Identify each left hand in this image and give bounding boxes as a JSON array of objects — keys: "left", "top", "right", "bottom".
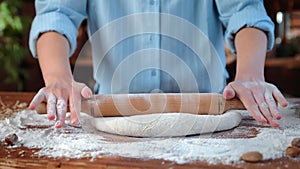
[
  {"left": 223, "top": 80, "right": 288, "bottom": 127},
  {"left": 29, "top": 80, "right": 92, "bottom": 128}
]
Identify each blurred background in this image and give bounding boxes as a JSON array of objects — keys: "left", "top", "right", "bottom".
[{"left": 0, "top": 0, "right": 300, "bottom": 97}]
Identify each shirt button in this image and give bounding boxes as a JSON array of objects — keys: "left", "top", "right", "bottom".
[
  {"left": 151, "top": 89, "right": 163, "bottom": 93},
  {"left": 150, "top": 0, "right": 155, "bottom": 5},
  {"left": 151, "top": 70, "right": 157, "bottom": 76}
]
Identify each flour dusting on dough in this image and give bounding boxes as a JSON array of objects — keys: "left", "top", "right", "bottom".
[{"left": 92, "top": 111, "right": 242, "bottom": 137}]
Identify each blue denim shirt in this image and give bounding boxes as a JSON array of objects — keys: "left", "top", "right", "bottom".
[{"left": 29, "top": 0, "right": 274, "bottom": 94}]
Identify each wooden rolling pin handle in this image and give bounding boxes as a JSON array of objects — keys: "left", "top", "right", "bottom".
[
  {"left": 223, "top": 97, "right": 245, "bottom": 112},
  {"left": 35, "top": 102, "right": 47, "bottom": 115}
]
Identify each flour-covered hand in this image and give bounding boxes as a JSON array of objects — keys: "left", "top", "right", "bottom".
[
  {"left": 28, "top": 81, "right": 92, "bottom": 128},
  {"left": 223, "top": 80, "right": 288, "bottom": 127}
]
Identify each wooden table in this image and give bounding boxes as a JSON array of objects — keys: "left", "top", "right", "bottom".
[{"left": 0, "top": 92, "right": 300, "bottom": 169}]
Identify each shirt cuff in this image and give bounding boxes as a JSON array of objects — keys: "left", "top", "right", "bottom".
[
  {"left": 224, "top": 6, "right": 275, "bottom": 55},
  {"left": 29, "top": 12, "right": 79, "bottom": 58}
]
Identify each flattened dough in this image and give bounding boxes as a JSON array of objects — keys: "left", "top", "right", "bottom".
[{"left": 93, "top": 111, "right": 242, "bottom": 137}]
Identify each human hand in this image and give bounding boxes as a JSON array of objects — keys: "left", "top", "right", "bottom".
[
  {"left": 28, "top": 80, "right": 92, "bottom": 128},
  {"left": 223, "top": 80, "right": 288, "bottom": 127}
]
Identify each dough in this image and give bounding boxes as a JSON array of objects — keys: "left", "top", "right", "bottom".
[{"left": 92, "top": 110, "right": 242, "bottom": 137}]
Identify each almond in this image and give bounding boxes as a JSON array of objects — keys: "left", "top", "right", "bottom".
[
  {"left": 4, "top": 133, "right": 18, "bottom": 146},
  {"left": 291, "top": 138, "right": 300, "bottom": 148},
  {"left": 286, "top": 146, "right": 300, "bottom": 157},
  {"left": 241, "top": 151, "right": 263, "bottom": 162}
]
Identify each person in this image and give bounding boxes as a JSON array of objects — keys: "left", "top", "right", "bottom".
[{"left": 28, "top": 0, "right": 288, "bottom": 129}]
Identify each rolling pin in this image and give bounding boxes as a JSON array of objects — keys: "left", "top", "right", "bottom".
[{"left": 35, "top": 93, "right": 245, "bottom": 117}]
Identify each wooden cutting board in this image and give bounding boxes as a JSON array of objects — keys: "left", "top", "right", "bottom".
[{"left": 0, "top": 92, "right": 300, "bottom": 169}]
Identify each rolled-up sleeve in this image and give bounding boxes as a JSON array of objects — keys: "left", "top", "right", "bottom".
[
  {"left": 215, "top": 0, "right": 274, "bottom": 55},
  {"left": 29, "top": 0, "right": 87, "bottom": 57}
]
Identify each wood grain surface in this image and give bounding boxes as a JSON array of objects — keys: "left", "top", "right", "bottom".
[
  {"left": 36, "top": 93, "right": 245, "bottom": 117},
  {"left": 0, "top": 92, "right": 300, "bottom": 169}
]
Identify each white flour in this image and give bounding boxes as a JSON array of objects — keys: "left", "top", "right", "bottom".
[{"left": 0, "top": 105, "right": 299, "bottom": 164}]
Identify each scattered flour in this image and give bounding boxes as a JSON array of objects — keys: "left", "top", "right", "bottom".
[{"left": 0, "top": 105, "right": 299, "bottom": 164}]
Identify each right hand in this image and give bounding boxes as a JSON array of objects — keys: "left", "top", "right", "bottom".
[{"left": 28, "top": 79, "right": 92, "bottom": 128}]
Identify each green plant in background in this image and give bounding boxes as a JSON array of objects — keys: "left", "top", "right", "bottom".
[{"left": 0, "top": 0, "right": 31, "bottom": 90}]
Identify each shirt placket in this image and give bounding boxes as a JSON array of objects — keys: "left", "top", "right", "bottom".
[{"left": 147, "top": 0, "right": 161, "bottom": 92}]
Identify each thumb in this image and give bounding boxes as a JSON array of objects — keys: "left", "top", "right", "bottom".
[
  {"left": 69, "top": 85, "right": 92, "bottom": 124},
  {"left": 81, "top": 86, "right": 93, "bottom": 98},
  {"left": 223, "top": 84, "right": 236, "bottom": 99}
]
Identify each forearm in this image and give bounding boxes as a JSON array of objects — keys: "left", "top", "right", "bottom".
[
  {"left": 36, "top": 31, "right": 73, "bottom": 86},
  {"left": 234, "top": 27, "right": 267, "bottom": 81},
  {"left": 226, "top": 27, "right": 289, "bottom": 127},
  {"left": 31, "top": 31, "right": 92, "bottom": 128}
]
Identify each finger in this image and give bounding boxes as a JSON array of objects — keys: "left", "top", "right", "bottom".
[
  {"left": 229, "top": 82, "right": 267, "bottom": 123},
  {"left": 272, "top": 86, "right": 289, "bottom": 107},
  {"left": 69, "top": 93, "right": 81, "bottom": 124},
  {"left": 252, "top": 85, "right": 280, "bottom": 127},
  {"left": 68, "top": 84, "right": 90, "bottom": 124},
  {"left": 252, "top": 89, "right": 279, "bottom": 127},
  {"left": 70, "top": 85, "right": 92, "bottom": 124},
  {"left": 46, "top": 93, "right": 57, "bottom": 120},
  {"left": 222, "top": 85, "right": 236, "bottom": 99},
  {"left": 245, "top": 103, "right": 268, "bottom": 123},
  {"left": 55, "top": 98, "right": 67, "bottom": 128},
  {"left": 259, "top": 102, "right": 279, "bottom": 127},
  {"left": 265, "top": 91, "right": 281, "bottom": 120},
  {"left": 28, "top": 89, "right": 47, "bottom": 110}
]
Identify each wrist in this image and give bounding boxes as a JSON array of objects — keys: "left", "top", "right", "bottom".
[
  {"left": 235, "top": 63, "right": 265, "bottom": 82},
  {"left": 43, "top": 72, "right": 73, "bottom": 87},
  {"left": 234, "top": 73, "right": 265, "bottom": 82}
]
